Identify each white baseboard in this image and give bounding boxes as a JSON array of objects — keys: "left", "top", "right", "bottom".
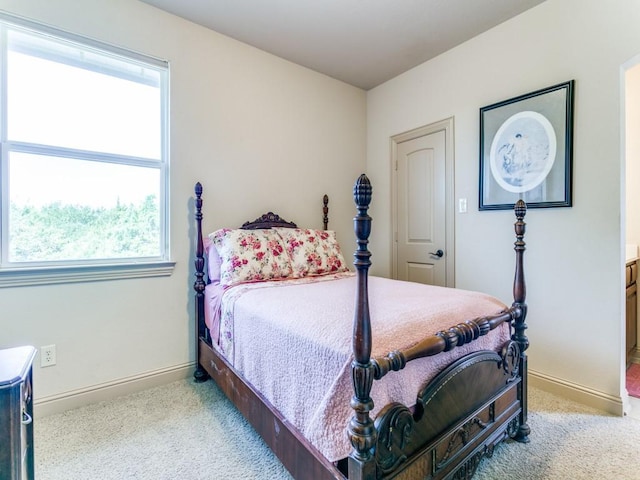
[
  {"left": 529, "top": 369, "right": 625, "bottom": 416},
  {"left": 34, "top": 362, "right": 195, "bottom": 417},
  {"left": 32, "top": 364, "right": 630, "bottom": 419}
]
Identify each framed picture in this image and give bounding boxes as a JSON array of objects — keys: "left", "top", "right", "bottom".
[{"left": 479, "top": 80, "right": 574, "bottom": 210}]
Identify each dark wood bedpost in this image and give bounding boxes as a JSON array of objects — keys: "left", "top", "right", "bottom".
[
  {"left": 323, "top": 194, "right": 329, "bottom": 230},
  {"left": 348, "top": 174, "right": 377, "bottom": 480},
  {"left": 193, "top": 182, "right": 209, "bottom": 383},
  {"left": 512, "top": 199, "right": 530, "bottom": 442}
]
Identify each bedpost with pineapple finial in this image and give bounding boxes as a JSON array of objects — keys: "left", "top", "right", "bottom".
[
  {"left": 512, "top": 199, "right": 530, "bottom": 443},
  {"left": 348, "top": 174, "right": 377, "bottom": 480},
  {"left": 193, "top": 182, "right": 209, "bottom": 383}
]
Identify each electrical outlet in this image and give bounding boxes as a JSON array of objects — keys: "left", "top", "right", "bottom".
[{"left": 40, "top": 344, "right": 56, "bottom": 367}]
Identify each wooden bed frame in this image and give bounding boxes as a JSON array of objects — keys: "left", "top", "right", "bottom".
[{"left": 193, "top": 174, "right": 530, "bottom": 480}]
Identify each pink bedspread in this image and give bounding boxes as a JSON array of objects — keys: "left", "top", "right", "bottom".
[{"left": 211, "top": 273, "right": 510, "bottom": 462}]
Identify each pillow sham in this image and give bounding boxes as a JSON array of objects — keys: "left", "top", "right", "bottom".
[
  {"left": 275, "top": 228, "right": 348, "bottom": 277},
  {"left": 209, "top": 228, "right": 293, "bottom": 287},
  {"left": 203, "top": 236, "right": 222, "bottom": 284}
]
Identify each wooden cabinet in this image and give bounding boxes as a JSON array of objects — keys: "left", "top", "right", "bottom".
[
  {"left": 0, "top": 346, "right": 36, "bottom": 480},
  {"left": 626, "top": 262, "right": 638, "bottom": 365}
]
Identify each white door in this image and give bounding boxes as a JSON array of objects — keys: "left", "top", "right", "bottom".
[{"left": 393, "top": 120, "right": 453, "bottom": 287}]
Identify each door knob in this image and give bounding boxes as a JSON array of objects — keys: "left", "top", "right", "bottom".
[{"left": 429, "top": 249, "right": 444, "bottom": 258}]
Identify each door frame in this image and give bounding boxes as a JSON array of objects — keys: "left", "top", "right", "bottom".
[
  {"left": 391, "top": 117, "right": 455, "bottom": 286},
  {"left": 622, "top": 54, "right": 640, "bottom": 411}
]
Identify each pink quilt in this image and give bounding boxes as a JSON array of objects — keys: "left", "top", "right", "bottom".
[{"left": 211, "top": 273, "right": 510, "bottom": 462}]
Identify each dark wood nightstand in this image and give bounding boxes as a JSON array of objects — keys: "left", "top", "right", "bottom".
[{"left": 0, "top": 346, "right": 36, "bottom": 480}]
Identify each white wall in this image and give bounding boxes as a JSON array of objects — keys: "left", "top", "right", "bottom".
[
  {"left": 0, "top": 0, "right": 366, "bottom": 402},
  {"left": 367, "top": 0, "right": 640, "bottom": 404}
]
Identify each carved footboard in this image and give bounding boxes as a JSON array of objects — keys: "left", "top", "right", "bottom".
[
  {"left": 374, "top": 349, "right": 521, "bottom": 479},
  {"left": 348, "top": 175, "right": 529, "bottom": 480}
]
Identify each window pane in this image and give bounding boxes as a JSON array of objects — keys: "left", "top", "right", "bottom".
[
  {"left": 8, "top": 152, "right": 161, "bottom": 263},
  {"left": 7, "top": 29, "right": 162, "bottom": 159}
]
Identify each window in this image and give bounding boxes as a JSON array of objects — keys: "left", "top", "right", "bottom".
[{"left": 0, "top": 14, "right": 172, "bottom": 286}]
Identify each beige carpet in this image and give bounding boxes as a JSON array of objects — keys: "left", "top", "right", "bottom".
[{"left": 35, "top": 379, "right": 640, "bottom": 479}]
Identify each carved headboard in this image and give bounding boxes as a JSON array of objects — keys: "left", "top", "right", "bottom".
[
  {"left": 240, "top": 194, "right": 329, "bottom": 230},
  {"left": 241, "top": 213, "right": 297, "bottom": 230}
]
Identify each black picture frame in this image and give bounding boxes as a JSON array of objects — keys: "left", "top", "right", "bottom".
[{"left": 479, "top": 80, "right": 574, "bottom": 210}]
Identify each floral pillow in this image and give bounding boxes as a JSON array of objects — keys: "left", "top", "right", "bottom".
[
  {"left": 209, "top": 228, "right": 293, "bottom": 287},
  {"left": 275, "top": 228, "right": 349, "bottom": 277}
]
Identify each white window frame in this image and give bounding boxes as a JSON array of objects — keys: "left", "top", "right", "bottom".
[{"left": 0, "top": 13, "right": 174, "bottom": 287}]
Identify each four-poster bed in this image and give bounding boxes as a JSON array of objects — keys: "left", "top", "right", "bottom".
[{"left": 192, "top": 174, "right": 530, "bottom": 479}]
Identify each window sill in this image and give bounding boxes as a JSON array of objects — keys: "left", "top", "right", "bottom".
[{"left": 0, "top": 261, "right": 176, "bottom": 288}]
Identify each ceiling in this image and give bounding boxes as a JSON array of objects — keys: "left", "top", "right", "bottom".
[{"left": 139, "top": 0, "right": 546, "bottom": 90}]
